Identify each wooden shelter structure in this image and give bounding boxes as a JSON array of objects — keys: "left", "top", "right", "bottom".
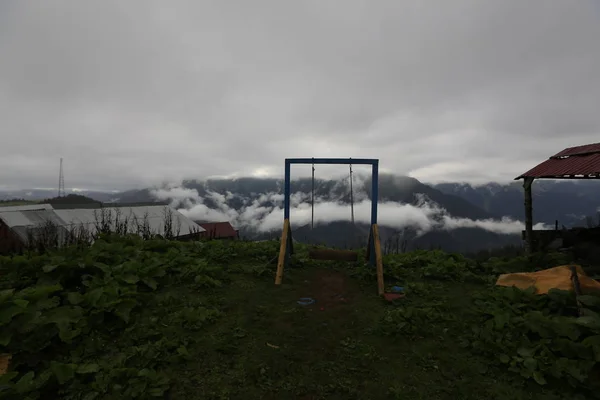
[{"left": 515, "top": 142, "right": 600, "bottom": 253}]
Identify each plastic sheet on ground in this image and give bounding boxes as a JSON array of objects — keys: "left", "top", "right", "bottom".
[{"left": 495, "top": 265, "right": 600, "bottom": 295}]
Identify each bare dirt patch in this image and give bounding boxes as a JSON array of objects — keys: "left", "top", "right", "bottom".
[{"left": 298, "top": 269, "right": 357, "bottom": 310}]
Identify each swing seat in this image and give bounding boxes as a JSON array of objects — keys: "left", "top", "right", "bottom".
[{"left": 308, "top": 248, "right": 358, "bottom": 262}]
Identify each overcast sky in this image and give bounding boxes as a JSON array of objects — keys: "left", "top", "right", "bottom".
[{"left": 1, "top": 1, "right": 599, "bottom": 191}]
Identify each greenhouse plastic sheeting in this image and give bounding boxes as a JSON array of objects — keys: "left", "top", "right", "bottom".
[{"left": 495, "top": 265, "right": 600, "bottom": 295}]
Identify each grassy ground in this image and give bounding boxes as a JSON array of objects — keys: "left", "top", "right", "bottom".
[
  {"left": 0, "top": 237, "right": 596, "bottom": 399},
  {"left": 166, "top": 265, "right": 572, "bottom": 400}
]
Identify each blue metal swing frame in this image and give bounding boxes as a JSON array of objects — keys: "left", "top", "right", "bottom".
[{"left": 275, "top": 158, "right": 384, "bottom": 294}]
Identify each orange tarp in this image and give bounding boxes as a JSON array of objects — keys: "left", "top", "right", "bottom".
[{"left": 495, "top": 265, "right": 600, "bottom": 295}]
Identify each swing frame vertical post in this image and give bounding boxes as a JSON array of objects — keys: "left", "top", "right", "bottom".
[
  {"left": 371, "top": 160, "right": 378, "bottom": 226},
  {"left": 275, "top": 160, "right": 293, "bottom": 285},
  {"left": 275, "top": 158, "right": 384, "bottom": 295}
]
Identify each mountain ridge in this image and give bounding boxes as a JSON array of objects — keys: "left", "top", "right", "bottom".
[
  {"left": 3, "top": 176, "right": 599, "bottom": 253},
  {"left": 433, "top": 180, "right": 600, "bottom": 226}
]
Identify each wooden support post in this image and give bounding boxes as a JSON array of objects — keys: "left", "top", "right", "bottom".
[
  {"left": 275, "top": 219, "right": 290, "bottom": 285},
  {"left": 523, "top": 177, "right": 534, "bottom": 254},
  {"left": 367, "top": 224, "right": 385, "bottom": 295}
]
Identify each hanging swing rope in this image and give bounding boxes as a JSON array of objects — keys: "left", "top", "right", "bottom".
[{"left": 311, "top": 161, "right": 315, "bottom": 230}]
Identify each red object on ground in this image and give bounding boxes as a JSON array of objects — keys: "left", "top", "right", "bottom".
[{"left": 383, "top": 293, "right": 406, "bottom": 302}]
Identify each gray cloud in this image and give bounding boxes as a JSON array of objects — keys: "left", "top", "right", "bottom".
[
  {"left": 1, "top": 1, "right": 599, "bottom": 190},
  {"left": 151, "top": 185, "right": 549, "bottom": 235}
]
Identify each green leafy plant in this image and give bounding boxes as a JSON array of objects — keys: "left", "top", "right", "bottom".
[
  {"left": 463, "top": 286, "right": 600, "bottom": 390},
  {"left": 0, "top": 236, "right": 595, "bottom": 399},
  {"left": 0, "top": 236, "right": 273, "bottom": 399},
  {"left": 378, "top": 301, "right": 453, "bottom": 337}
]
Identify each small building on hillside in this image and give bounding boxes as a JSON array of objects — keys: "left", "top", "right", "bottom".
[
  {"left": 0, "top": 204, "right": 57, "bottom": 253},
  {"left": 515, "top": 142, "right": 600, "bottom": 253},
  {"left": 197, "top": 221, "right": 239, "bottom": 240},
  {"left": 54, "top": 204, "right": 204, "bottom": 239},
  {"left": 0, "top": 203, "right": 205, "bottom": 254}
]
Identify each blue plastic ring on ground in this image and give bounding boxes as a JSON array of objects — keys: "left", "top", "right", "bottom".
[{"left": 297, "top": 297, "right": 315, "bottom": 306}]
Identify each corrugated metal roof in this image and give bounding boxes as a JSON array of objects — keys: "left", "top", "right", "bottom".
[
  {"left": 54, "top": 206, "right": 205, "bottom": 236},
  {"left": 0, "top": 204, "right": 53, "bottom": 212},
  {"left": 21, "top": 210, "right": 66, "bottom": 226},
  {"left": 552, "top": 143, "right": 600, "bottom": 157},
  {"left": 0, "top": 205, "right": 204, "bottom": 245},
  {"left": 0, "top": 209, "right": 69, "bottom": 243},
  {"left": 516, "top": 143, "right": 600, "bottom": 179},
  {"left": 198, "top": 222, "right": 239, "bottom": 239},
  {"left": 0, "top": 209, "right": 66, "bottom": 228},
  {"left": 51, "top": 209, "right": 98, "bottom": 232},
  {"left": 0, "top": 211, "right": 35, "bottom": 228}
]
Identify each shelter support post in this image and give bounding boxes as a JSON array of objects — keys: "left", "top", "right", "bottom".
[{"left": 523, "top": 177, "right": 534, "bottom": 254}]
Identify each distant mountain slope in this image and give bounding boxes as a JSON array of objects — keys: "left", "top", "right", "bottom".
[
  {"left": 377, "top": 175, "right": 492, "bottom": 219},
  {"left": 115, "top": 174, "right": 493, "bottom": 221},
  {"left": 433, "top": 180, "right": 600, "bottom": 227},
  {"left": 7, "top": 175, "right": 600, "bottom": 252},
  {"left": 109, "top": 175, "right": 524, "bottom": 253},
  {"left": 0, "top": 175, "right": 527, "bottom": 253},
  {"left": 42, "top": 194, "right": 101, "bottom": 206},
  {"left": 0, "top": 189, "right": 119, "bottom": 203},
  {"left": 247, "top": 221, "right": 520, "bottom": 253}
]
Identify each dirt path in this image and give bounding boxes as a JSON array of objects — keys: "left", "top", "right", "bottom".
[
  {"left": 302, "top": 269, "right": 354, "bottom": 311},
  {"left": 261, "top": 268, "right": 369, "bottom": 399},
  {"left": 270, "top": 268, "right": 358, "bottom": 335}
]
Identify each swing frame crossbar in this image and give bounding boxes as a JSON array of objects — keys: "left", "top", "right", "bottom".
[{"left": 275, "top": 158, "right": 385, "bottom": 295}]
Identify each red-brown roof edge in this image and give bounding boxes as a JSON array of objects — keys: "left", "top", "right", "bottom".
[
  {"left": 515, "top": 143, "right": 600, "bottom": 180},
  {"left": 197, "top": 221, "right": 239, "bottom": 238}
]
